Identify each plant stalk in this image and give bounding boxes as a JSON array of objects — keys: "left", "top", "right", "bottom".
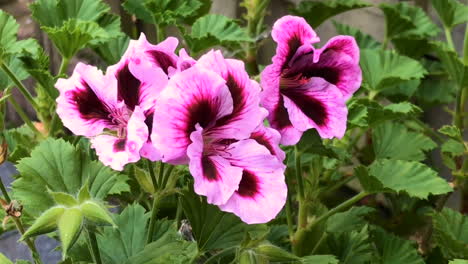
[
  {"left": 157, "top": 161, "right": 165, "bottom": 188},
  {"left": 147, "top": 159, "right": 158, "bottom": 190},
  {"left": 58, "top": 57, "right": 70, "bottom": 76},
  {"left": 0, "top": 176, "right": 11, "bottom": 203},
  {"left": 12, "top": 217, "right": 43, "bottom": 264},
  {"left": 0, "top": 62, "right": 39, "bottom": 111},
  {"left": 8, "top": 95, "right": 42, "bottom": 138},
  {"left": 294, "top": 146, "right": 304, "bottom": 200},
  {"left": 86, "top": 229, "right": 102, "bottom": 264},
  {"left": 444, "top": 26, "right": 456, "bottom": 51}
]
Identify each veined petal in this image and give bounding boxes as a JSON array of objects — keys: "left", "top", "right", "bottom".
[
  {"left": 56, "top": 63, "right": 117, "bottom": 137},
  {"left": 250, "top": 125, "right": 285, "bottom": 162},
  {"left": 135, "top": 33, "right": 178, "bottom": 76},
  {"left": 219, "top": 139, "right": 287, "bottom": 224},
  {"left": 271, "top": 15, "right": 320, "bottom": 70},
  {"left": 140, "top": 111, "right": 161, "bottom": 161},
  {"left": 260, "top": 65, "right": 302, "bottom": 145},
  {"left": 91, "top": 106, "right": 147, "bottom": 171},
  {"left": 197, "top": 50, "right": 266, "bottom": 139},
  {"left": 177, "top": 48, "right": 196, "bottom": 72},
  {"left": 152, "top": 67, "right": 233, "bottom": 164},
  {"left": 187, "top": 126, "right": 243, "bottom": 205},
  {"left": 289, "top": 36, "right": 362, "bottom": 100},
  {"left": 282, "top": 78, "right": 348, "bottom": 139}
]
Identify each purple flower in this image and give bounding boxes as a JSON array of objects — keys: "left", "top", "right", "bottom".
[
  {"left": 152, "top": 50, "right": 287, "bottom": 224},
  {"left": 261, "top": 16, "right": 362, "bottom": 145},
  {"left": 55, "top": 34, "right": 179, "bottom": 170}
]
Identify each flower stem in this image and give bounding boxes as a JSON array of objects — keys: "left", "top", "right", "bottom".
[
  {"left": 161, "top": 164, "right": 175, "bottom": 189},
  {"left": 58, "top": 57, "right": 70, "bottom": 76},
  {"left": 444, "top": 26, "right": 456, "bottom": 51},
  {"left": 157, "top": 161, "right": 165, "bottom": 188},
  {"left": 285, "top": 175, "right": 295, "bottom": 242},
  {"left": 8, "top": 95, "right": 42, "bottom": 138},
  {"left": 86, "top": 228, "right": 102, "bottom": 264},
  {"left": 294, "top": 146, "right": 304, "bottom": 200},
  {"left": 146, "top": 189, "right": 176, "bottom": 244},
  {"left": 0, "top": 62, "right": 39, "bottom": 111},
  {"left": 463, "top": 24, "right": 468, "bottom": 64},
  {"left": 146, "top": 159, "right": 158, "bottom": 190},
  {"left": 0, "top": 176, "right": 11, "bottom": 202}
]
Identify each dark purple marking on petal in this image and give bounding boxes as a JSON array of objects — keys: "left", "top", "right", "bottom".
[
  {"left": 237, "top": 170, "right": 259, "bottom": 198},
  {"left": 251, "top": 132, "right": 276, "bottom": 157},
  {"left": 281, "top": 36, "right": 301, "bottom": 71},
  {"left": 146, "top": 50, "right": 176, "bottom": 75},
  {"left": 113, "top": 138, "right": 126, "bottom": 152},
  {"left": 284, "top": 51, "right": 340, "bottom": 86},
  {"left": 281, "top": 88, "right": 327, "bottom": 126},
  {"left": 202, "top": 156, "right": 219, "bottom": 181},
  {"left": 185, "top": 99, "right": 219, "bottom": 136},
  {"left": 144, "top": 111, "right": 154, "bottom": 142},
  {"left": 73, "top": 80, "right": 113, "bottom": 124},
  {"left": 116, "top": 63, "right": 141, "bottom": 111},
  {"left": 272, "top": 96, "right": 293, "bottom": 130},
  {"left": 215, "top": 73, "right": 245, "bottom": 127}
]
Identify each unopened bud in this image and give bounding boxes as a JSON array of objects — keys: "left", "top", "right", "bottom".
[
  {"left": 80, "top": 201, "right": 115, "bottom": 227},
  {"left": 58, "top": 208, "right": 83, "bottom": 258},
  {"left": 22, "top": 206, "right": 65, "bottom": 240}
]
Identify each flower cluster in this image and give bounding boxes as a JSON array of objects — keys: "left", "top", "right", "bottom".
[{"left": 56, "top": 16, "right": 361, "bottom": 224}]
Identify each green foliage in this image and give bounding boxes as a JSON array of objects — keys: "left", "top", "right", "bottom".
[
  {"left": 12, "top": 138, "right": 129, "bottom": 216},
  {"left": 372, "top": 122, "right": 436, "bottom": 161},
  {"left": 291, "top": 0, "right": 371, "bottom": 28},
  {"left": 431, "top": 0, "right": 468, "bottom": 29},
  {"left": 371, "top": 226, "right": 424, "bottom": 264},
  {"left": 333, "top": 21, "right": 380, "bottom": 50},
  {"left": 360, "top": 49, "right": 427, "bottom": 92},
  {"left": 326, "top": 206, "right": 375, "bottom": 234},
  {"left": 301, "top": 255, "right": 339, "bottom": 264},
  {"left": 185, "top": 14, "right": 254, "bottom": 54},
  {"left": 432, "top": 208, "right": 468, "bottom": 259},
  {"left": 0, "top": 253, "right": 13, "bottom": 264},
  {"left": 432, "top": 42, "right": 468, "bottom": 88},
  {"left": 327, "top": 225, "right": 374, "bottom": 264}
]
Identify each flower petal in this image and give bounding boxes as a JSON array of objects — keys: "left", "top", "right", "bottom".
[
  {"left": 250, "top": 125, "right": 285, "bottom": 162},
  {"left": 140, "top": 111, "right": 162, "bottom": 161},
  {"left": 56, "top": 63, "right": 117, "bottom": 137},
  {"left": 289, "top": 36, "right": 362, "bottom": 99},
  {"left": 91, "top": 106, "right": 148, "bottom": 170},
  {"left": 187, "top": 126, "right": 243, "bottom": 205},
  {"left": 282, "top": 78, "right": 348, "bottom": 139},
  {"left": 219, "top": 139, "right": 287, "bottom": 224},
  {"left": 197, "top": 50, "right": 266, "bottom": 139},
  {"left": 135, "top": 33, "right": 178, "bottom": 76},
  {"left": 176, "top": 48, "right": 196, "bottom": 72},
  {"left": 152, "top": 67, "right": 233, "bottom": 164},
  {"left": 271, "top": 15, "right": 320, "bottom": 70},
  {"left": 260, "top": 65, "right": 302, "bottom": 145}
]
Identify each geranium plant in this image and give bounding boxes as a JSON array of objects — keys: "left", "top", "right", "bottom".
[{"left": 0, "top": 0, "right": 467, "bottom": 263}]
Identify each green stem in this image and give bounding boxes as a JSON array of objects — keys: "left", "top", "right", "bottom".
[
  {"left": 0, "top": 62, "right": 39, "bottom": 111},
  {"left": 86, "top": 228, "right": 102, "bottom": 264},
  {"left": 204, "top": 246, "right": 238, "bottom": 264},
  {"left": 285, "top": 175, "right": 294, "bottom": 242},
  {"left": 444, "top": 26, "right": 456, "bottom": 51},
  {"left": 294, "top": 146, "right": 304, "bottom": 200},
  {"left": 58, "top": 57, "right": 70, "bottom": 76},
  {"left": 310, "top": 232, "right": 327, "bottom": 255},
  {"left": 308, "top": 191, "right": 368, "bottom": 231},
  {"left": 412, "top": 118, "right": 444, "bottom": 143},
  {"left": 175, "top": 195, "right": 183, "bottom": 228},
  {"left": 321, "top": 175, "right": 357, "bottom": 197},
  {"left": 156, "top": 24, "right": 165, "bottom": 43},
  {"left": 161, "top": 164, "right": 175, "bottom": 189},
  {"left": 463, "top": 23, "right": 468, "bottom": 64},
  {"left": 157, "top": 161, "right": 165, "bottom": 188},
  {"left": 0, "top": 176, "right": 11, "bottom": 202},
  {"left": 11, "top": 217, "right": 43, "bottom": 264},
  {"left": 146, "top": 192, "right": 162, "bottom": 244},
  {"left": 147, "top": 159, "right": 158, "bottom": 191},
  {"left": 8, "top": 95, "right": 42, "bottom": 138}
]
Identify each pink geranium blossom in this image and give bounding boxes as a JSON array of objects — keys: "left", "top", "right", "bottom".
[
  {"left": 261, "top": 15, "right": 362, "bottom": 145},
  {"left": 56, "top": 34, "right": 179, "bottom": 170},
  {"left": 152, "top": 51, "right": 287, "bottom": 224}
]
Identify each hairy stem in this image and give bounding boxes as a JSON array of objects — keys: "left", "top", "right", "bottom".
[
  {"left": 86, "top": 228, "right": 102, "bottom": 264},
  {"left": 147, "top": 159, "right": 158, "bottom": 191},
  {"left": 0, "top": 176, "right": 11, "bottom": 202},
  {"left": 444, "top": 26, "right": 456, "bottom": 51},
  {"left": 157, "top": 161, "right": 165, "bottom": 188},
  {"left": 0, "top": 62, "right": 39, "bottom": 111},
  {"left": 58, "top": 57, "right": 70, "bottom": 76},
  {"left": 8, "top": 95, "right": 42, "bottom": 138}
]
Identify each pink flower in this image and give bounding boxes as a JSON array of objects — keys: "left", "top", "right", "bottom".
[
  {"left": 261, "top": 16, "right": 362, "bottom": 145},
  {"left": 55, "top": 33, "right": 178, "bottom": 170},
  {"left": 152, "top": 50, "right": 287, "bottom": 224}
]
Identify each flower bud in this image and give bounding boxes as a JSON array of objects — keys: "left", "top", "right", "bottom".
[
  {"left": 80, "top": 201, "right": 115, "bottom": 227},
  {"left": 134, "top": 166, "right": 155, "bottom": 193},
  {"left": 48, "top": 191, "right": 78, "bottom": 207},
  {"left": 58, "top": 208, "right": 83, "bottom": 257},
  {"left": 255, "top": 242, "right": 299, "bottom": 262},
  {"left": 22, "top": 206, "right": 65, "bottom": 239}
]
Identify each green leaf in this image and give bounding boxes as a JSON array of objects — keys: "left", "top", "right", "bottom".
[
  {"left": 380, "top": 2, "right": 439, "bottom": 40},
  {"left": 302, "top": 255, "right": 339, "bottom": 264},
  {"left": 368, "top": 159, "right": 452, "bottom": 199},
  {"left": 43, "top": 19, "right": 108, "bottom": 59},
  {"left": 0, "top": 56, "right": 29, "bottom": 90},
  {"left": 449, "top": 260, "right": 468, "bottom": 264},
  {"left": 355, "top": 165, "right": 385, "bottom": 194},
  {"left": 49, "top": 191, "right": 79, "bottom": 207},
  {"left": 373, "top": 122, "right": 436, "bottom": 161},
  {"left": 0, "top": 10, "right": 19, "bottom": 58},
  {"left": 432, "top": 208, "right": 468, "bottom": 259},
  {"left": 92, "top": 35, "right": 130, "bottom": 65},
  {"left": 296, "top": 129, "right": 338, "bottom": 158},
  {"left": 441, "top": 139, "right": 465, "bottom": 156},
  {"left": 439, "top": 125, "right": 462, "bottom": 139},
  {"left": 380, "top": 79, "right": 421, "bottom": 98},
  {"left": 22, "top": 206, "right": 65, "bottom": 239},
  {"left": 333, "top": 21, "right": 380, "bottom": 50},
  {"left": 185, "top": 14, "right": 254, "bottom": 54},
  {"left": 291, "top": 0, "right": 371, "bottom": 28},
  {"left": 125, "top": 229, "right": 198, "bottom": 264},
  {"left": 133, "top": 165, "right": 155, "bottom": 194},
  {"left": 30, "top": 0, "right": 110, "bottom": 27},
  {"left": 360, "top": 49, "right": 427, "bottom": 92},
  {"left": 122, "top": 0, "right": 153, "bottom": 23},
  {"left": 326, "top": 206, "right": 375, "bottom": 234},
  {"left": 181, "top": 189, "right": 255, "bottom": 251},
  {"left": 80, "top": 201, "right": 115, "bottom": 226},
  {"left": 431, "top": 0, "right": 468, "bottom": 29},
  {"left": 327, "top": 225, "right": 373, "bottom": 264},
  {"left": 432, "top": 42, "right": 468, "bottom": 88},
  {"left": 98, "top": 204, "right": 149, "bottom": 263},
  {"left": 371, "top": 226, "right": 424, "bottom": 264},
  {"left": 2, "top": 125, "right": 37, "bottom": 162},
  {"left": 415, "top": 77, "right": 457, "bottom": 105},
  {"left": 0, "top": 253, "right": 13, "bottom": 264},
  {"left": 58, "top": 208, "right": 83, "bottom": 257},
  {"left": 12, "top": 138, "right": 129, "bottom": 216}
]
